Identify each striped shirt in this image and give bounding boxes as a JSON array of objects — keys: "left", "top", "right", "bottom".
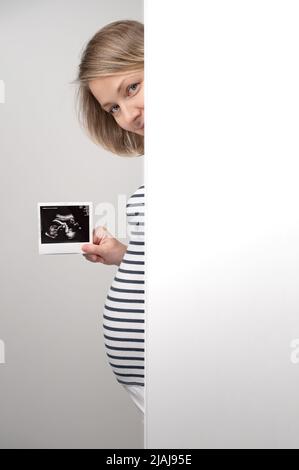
[{"left": 103, "top": 184, "right": 145, "bottom": 387}]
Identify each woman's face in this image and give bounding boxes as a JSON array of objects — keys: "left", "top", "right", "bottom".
[{"left": 89, "top": 70, "right": 144, "bottom": 136}]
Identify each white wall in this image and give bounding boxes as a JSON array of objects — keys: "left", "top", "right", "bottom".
[{"left": 145, "top": 0, "right": 299, "bottom": 448}]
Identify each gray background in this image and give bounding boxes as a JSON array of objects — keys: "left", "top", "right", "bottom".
[{"left": 0, "top": 0, "right": 144, "bottom": 448}]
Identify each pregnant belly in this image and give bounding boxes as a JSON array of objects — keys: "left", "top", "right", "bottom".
[{"left": 102, "top": 248, "right": 145, "bottom": 387}]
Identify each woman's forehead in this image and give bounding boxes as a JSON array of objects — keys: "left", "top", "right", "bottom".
[{"left": 90, "top": 69, "right": 143, "bottom": 86}]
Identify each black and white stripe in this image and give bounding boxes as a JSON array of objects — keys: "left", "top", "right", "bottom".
[{"left": 103, "top": 185, "right": 145, "bottom": 387}]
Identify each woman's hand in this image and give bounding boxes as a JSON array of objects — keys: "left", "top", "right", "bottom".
[{"left": 81, "top": 225, "right": 127, "bottom": 266}]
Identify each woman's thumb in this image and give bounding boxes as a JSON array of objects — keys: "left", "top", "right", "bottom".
[
  {"left": 81, "top": 243, "right": 104, "bottom": 257},
  {"left": 93, "top": 225, "right": 112, "bottom": 243}
]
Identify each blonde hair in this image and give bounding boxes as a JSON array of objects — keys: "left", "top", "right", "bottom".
[{"left": 72, "top": 20, "right": 144, "bottom": 157}]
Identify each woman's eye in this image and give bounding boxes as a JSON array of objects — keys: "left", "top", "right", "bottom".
[
  {"left": 109, "top": 105, "right": 119, "bottom": 114},
  {"left": 128, "top": 83, "right": 139, "bottom": 93},
  {"left": 108, "top": 83, "right": 140, "bottom": 115}
]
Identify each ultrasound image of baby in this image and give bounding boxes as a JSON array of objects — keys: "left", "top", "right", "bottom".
[{"left": 45, "top": 213, "right": 81, "bottom": 241}]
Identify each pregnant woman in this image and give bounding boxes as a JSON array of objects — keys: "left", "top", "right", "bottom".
[{"left": 73, "top": 20, "right": 145, "bottom": 416}]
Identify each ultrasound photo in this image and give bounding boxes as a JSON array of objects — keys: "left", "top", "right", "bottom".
[{"left": 38, "top": 202, "right": 93, "bottom": 254}]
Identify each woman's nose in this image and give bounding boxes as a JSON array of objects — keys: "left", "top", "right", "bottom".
[{"left": 122, "top": 104, "right": 142, "bottom": 126}]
